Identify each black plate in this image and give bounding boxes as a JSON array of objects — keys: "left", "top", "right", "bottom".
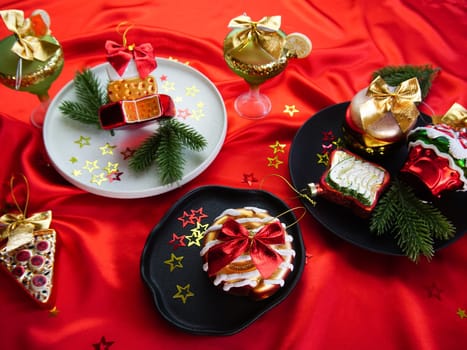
[
  {"left": 140, "top": 186, "right": 305, "bottom": 335},
  {"left": 289, "top": 102, "right": 466, "bottom": 255}
]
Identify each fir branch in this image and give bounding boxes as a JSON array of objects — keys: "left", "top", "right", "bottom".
[
  {"left": 156, "top": 120, "right": 185, "bottom": 184},
  {"left": 372, "top": 64, "right": 440, "bottom": 99},
  {"left": 370, "top": 179, "right": 456, "bottom": 262},
  {"left": 128, "top": 132, "right": 161, "bottom": 172},
  {"left": 169, "top": 118, "right": 208, "bottom": 151},
  {"left": 128, "top": 119, "right": 206, "bottom": 184},
  {"left": 59, "top": 69, "right": 107, "bottom": 126}
]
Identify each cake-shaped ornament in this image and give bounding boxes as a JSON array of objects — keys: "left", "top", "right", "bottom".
[
  {"left": 0, "top": 175, "right": 58, "bottom": 309},
  {"left": 400, "top": 103, "right": 467, "bottom": 198},
  {"left": 343, "top": 66, "right": 439, "bottom": 158},
  {"left": 307, "top": 149, "right": 391, "bottom": 218},
  {"left": 0, "top": 9, "right": 64, "bottom": 127},
  {"left": 98, "top": 26, "right": 175, "bottom": 130},
  {"left": 200, "top": 207, "right": 295, "bottom": 300}
]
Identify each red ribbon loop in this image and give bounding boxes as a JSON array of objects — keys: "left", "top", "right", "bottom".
[
  {"left": 207, "top": 218, "right": 285, "bottom": 278},
  {"left": 105, "top": 40, "right": 156, "bottom": 78}
]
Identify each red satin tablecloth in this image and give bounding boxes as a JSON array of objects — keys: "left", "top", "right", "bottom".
[{"left": 1, "top": 1, "right": 466, "bottom": 349}]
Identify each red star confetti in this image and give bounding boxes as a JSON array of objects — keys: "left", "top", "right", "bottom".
[
  {"left": 425, "top": 282, "right": 443, "bottom": 300},
  {"left": 177, "top": 211, "right": 196, "bottom": 227},
  {"left": 92, "top": 336, "right": 114, "bottom": 350},
  {"left": 283, "top": 104, "right": 299, "bottom": 117},
  {"left": 168, "top": 233, "right": 186, "bottom": 250},
  {"left": 120, "top": 147, "right": 135, "bottom": 160},
  {"left": 242, "top": 173, "right": 258, "bottom": 186},
  {"left": 267, "top": 155, "right": 284, "bottom": 169},
  {"left": 164, "top": 253, "right": 184, "bottom": 272},
  {"left": 177, "top": 108, "right": 192, "bottom": 119},
  {"left": 173, "top": 284, "right": 195, "bottom": 304},
  {"left": 160, "top": 74, "right": 168, "bottom": 81},
  {"left": 321, "top": 131, "right": 335, "bottom": 142},
  {"left": 106, "top": 171, "right": 123, "bottom": 183},
  {"left": 190, "top": 208, "right": 208, "bottom": 223},
  {"left": 269, "top": 140, "right": 286, "bottom": 154}
]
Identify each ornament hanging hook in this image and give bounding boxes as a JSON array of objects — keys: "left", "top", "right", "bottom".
[
  {"left": 9, "top": 173, "right": 30, "bottom": 218},
  {"left": 116, "top": 21, "right": 134, "bottom": 49}
]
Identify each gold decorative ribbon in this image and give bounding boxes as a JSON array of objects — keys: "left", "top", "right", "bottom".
[
  {"left": 432, "top": 102, "right": 467, "bottom": 130},
  {"left": 227, "top": 14, "right": 284, "bottom": 59},
  {"left": 0, "top": 174, "right": 52, "bottom": 252},
  {"left": 0, "top": 9, "right": 60, "bottom": 61},
  {"left": 360, "top": 76, "right": 422, "bottom": 135}
]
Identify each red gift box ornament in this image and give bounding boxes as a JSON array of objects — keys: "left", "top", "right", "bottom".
[{"left": 206, "top": 218, "right": 285, "bottom": 279}]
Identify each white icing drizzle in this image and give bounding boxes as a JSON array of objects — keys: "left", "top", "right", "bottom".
[{"left": 329, "top": 152, "right": 385, "bottom": 204}]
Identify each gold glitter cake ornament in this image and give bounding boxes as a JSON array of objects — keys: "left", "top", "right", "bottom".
[
  {"left": 0, "top": 9, "right": 64, "bottom": 128},
  {"left": 223, "top": 14, "right": 312, "bottom": 119}
]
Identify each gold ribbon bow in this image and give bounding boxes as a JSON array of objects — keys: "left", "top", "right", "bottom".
[
  {"left": 432, "top": 103, "right": 467, "bottom": 130},
  {"left": 227, "top": 14, "right": 284, "bottom": 59},
  {"left": 0, "top": 9, "right": 60, "bottom": 61},
  {"left": 0, "top": 174, "right": 52, "bottom": 252},
  {"left": 360, "top": 76, "right": 422, "bottom": 135}
]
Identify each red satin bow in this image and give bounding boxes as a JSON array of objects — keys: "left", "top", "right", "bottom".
[
  {"left": 105, "top": 40, "right": 156, "bottom": 78},
  {"left": 207, "top": 218, "right": 285, "bottom": 278}
]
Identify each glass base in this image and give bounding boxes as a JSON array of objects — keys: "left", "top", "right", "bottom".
[
  {"left": 30, "top": 99, "right": 51, "bottom": 129},
  {"left": 234, "top": 89, "right": 272, "bottom": 120}
]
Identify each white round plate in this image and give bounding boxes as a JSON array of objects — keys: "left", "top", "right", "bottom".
[{"left": 43, "top": 58, "right": 227, "bottom": 198}]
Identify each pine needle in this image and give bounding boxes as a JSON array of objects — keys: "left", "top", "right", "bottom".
[
  {"left": 370, "top": 179, "right": 456, "bottom": 262},
  {"left": 372, "top": 64, "right": 440, "bottom": 99},
  {"left": 128, "top": 118, "right": 206, "bottom": 184},
  {"left": 59, "top": 69, "right": 107, "bottom": 126}
]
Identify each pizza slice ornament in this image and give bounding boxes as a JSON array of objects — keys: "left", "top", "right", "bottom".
[{"left": 0, "top": 175, "right": 58, "bottom": 309}]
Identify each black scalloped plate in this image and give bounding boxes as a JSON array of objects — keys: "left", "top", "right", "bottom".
[
  {"left": 289, "top": 102, "right": 466, "bottom": 255},
  {"left": 140, "top": 186, "right": 305, "bottom": 335}
]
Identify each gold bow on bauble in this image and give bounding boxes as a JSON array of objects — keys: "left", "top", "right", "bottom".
[
  {"left": 0, "top": 9, "right": 60, "bottom": 61},
  {"left": 0, "top": 174, "right": 52, "bottom": 252},
  {"left": 432, "top": 103, "right": 467, "bottom": 130},
  {"left": 360, "top": 76, "right": 422, "bottom": 135},
  {"left": 227, "top": 14, "right": 284, "bottom": 59}
]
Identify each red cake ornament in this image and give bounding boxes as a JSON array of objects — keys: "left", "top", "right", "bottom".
[{"left": 400, "top": 103, "right": 467, "bottom": 198}]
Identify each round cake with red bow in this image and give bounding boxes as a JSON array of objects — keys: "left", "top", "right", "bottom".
[{"left": 200, "top": 207, "right": 295, "bottom": 300}]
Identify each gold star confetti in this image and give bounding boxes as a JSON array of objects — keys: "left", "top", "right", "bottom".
[
  {"left": 74, "top": 136, "right": 91, "bottom": 148},
  {"left": 267, "top": 155, "right": 284, "bottom": 169},
  {"left": 283, "top": 104, "right": 299, "bottom": 117},
  {"left": 99, "top": 143, "right": 116, "bottom": 155},
  {"left": 91, "top": 172, "right": 108, "bottom": 186},
  {"left": 185, "top": 85, "right": 200, "bottom": 97},
  {"left": 83, "top": 160, "right": 99, "bottom": 173},
  {"left": 48, "top": 306, "right": 60, "bottom": 317},
  {"left": 69, "top": 156, "right": 78, "bottom": 164},
  {"left": 174, "top": 96, "right": 183, "bottom": 103},
  {"left": 332, "top": 138, "right": 345, "bottom": 148},
  {"left": 457, "top": 308, "right": 467, "bottom": 319},
  {"left": 316, "top": 153, "right": 329, "bottom": 165},
  {"left": 191, "top": 109, "right": 205, "bottom": 121},
  {"left": 269, "top": 140, "right": 286, "bottom": 154},
  {"left": 103, "top": 161, "right": 119, "bottom": 174},
  {"left": 72, "top": 169, "right": 82, "bottom": 177},
  {"left": 173, "top": 284, "right": 195, "bottom": 304},
  {"left": 186, "top": 222, "right": 209, "bottom": 247},
  {"left": 164, "top": 253, "right": 184, "bottom": 272},
  {"left": 162, "top": 81, "right": 176, "bottom": 92},
  {"left": 196, "top": 101, "right": 205, "bottom": 109}
]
